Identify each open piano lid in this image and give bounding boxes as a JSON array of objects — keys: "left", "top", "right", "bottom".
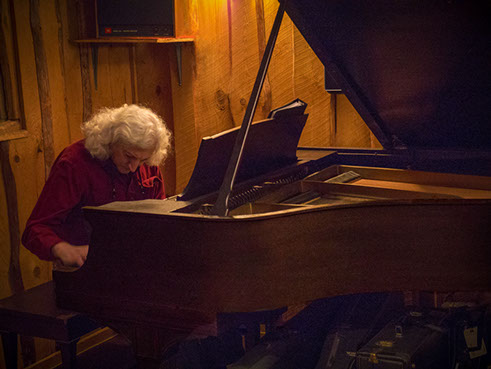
[{"left": 282, "top": 0, "right": 491, "bottom": 150}]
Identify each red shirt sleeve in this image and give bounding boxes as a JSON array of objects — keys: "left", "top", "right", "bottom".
[
  {"left": 22, "top": 157, "right": 88, "bottom": 261},
  {"left": 23, "top": 149, "right": 166, "bottom": 261}
]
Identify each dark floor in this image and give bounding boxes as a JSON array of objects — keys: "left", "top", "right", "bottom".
[
  {"left": 133, "top": 357, "right": 161, "bottom": 369},
  {"left": 54, "top": 335, "right": 161, "bottom": 369}
]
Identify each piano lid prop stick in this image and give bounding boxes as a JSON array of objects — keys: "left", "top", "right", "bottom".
[{"left": 211, "top": 2, "right": 286, "bottom": 216}]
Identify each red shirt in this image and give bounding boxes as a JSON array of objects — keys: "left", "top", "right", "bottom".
[{"left": 22, "top": 140, "right": 165, "bottom": 261}]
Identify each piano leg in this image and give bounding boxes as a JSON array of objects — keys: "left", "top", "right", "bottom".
[
  {"left": 1, "top": 332, "right": 17, "bottom": 369},
  {"left": 58, "top": 340, "right": 78, "bottom": 369}
]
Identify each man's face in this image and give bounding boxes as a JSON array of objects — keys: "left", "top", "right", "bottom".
[{"left": 110, "top": 144, "right": 154, "bottom": 174}]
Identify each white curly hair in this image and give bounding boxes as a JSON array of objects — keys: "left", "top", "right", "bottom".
[{"left": 82, "top": 104, "right": 171, "bottom": 166}]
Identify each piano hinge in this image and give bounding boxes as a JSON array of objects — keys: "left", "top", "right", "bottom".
[
  {"left": 227, "top": 166, "right": 311, "bottom": 209},
  {"left": 198, "top": 166, "right": 313, "bottom": 215}
]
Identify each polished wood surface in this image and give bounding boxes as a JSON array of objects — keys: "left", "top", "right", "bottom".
[
  {"left": 0, "top": 281, "right": 99, "bottom": 341},
  {"left": 54, "top": 164, "right": 491, "bottom": 321},
  {"left": 0, "top": 281, "right": 100, "bottom": 369}
]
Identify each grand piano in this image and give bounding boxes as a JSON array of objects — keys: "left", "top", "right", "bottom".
[{"left": 54, "top": 0, "right": 491, "bottom": 345}]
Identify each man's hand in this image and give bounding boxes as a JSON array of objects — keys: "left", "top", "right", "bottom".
[{"left": 51, "top": 242, "right": 88, "bottom": 268}]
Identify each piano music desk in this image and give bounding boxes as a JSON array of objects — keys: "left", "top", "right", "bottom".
[{"left": 0, "top": 281, "right": 100, "bottom": 369}]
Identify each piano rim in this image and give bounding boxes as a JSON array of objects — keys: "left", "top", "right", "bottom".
[{"left": 82, "top": 197, "right": 491, "bottom": 221}]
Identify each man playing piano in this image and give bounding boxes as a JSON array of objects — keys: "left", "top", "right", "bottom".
[{"left": 22, "top": 104, "right": 172, "bottom": 268}]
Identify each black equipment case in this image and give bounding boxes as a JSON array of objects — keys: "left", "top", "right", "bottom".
[{"left": 356, "top": 310, "right": 449, "bottom": 369}]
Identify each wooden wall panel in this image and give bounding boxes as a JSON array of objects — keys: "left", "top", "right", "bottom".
[
  {"left": 171, "top": 0, "right": 232, "bottom": 191},
  {"left": 292, "top": 25, "right": 332, "bottom": 147},
  {"left": 265, "top": 7, "right": 296, "bottom": 107},
  {"left": 335, "top": 94, "right": 375, "bottom": 148},
  {"left": 0, "top": 141, "right": 22, "bottom": 304},
  {"left": 55, "top": 0, "right": 82, "bottom": 144},
  {"left": 169, "top": 43, "right": 198, "bottom": 193},
  {"left": 228, "top": 0, "right": 265, "bottom": 124},
  {"left": 0, "top": 137, "right": 48, "bottom": 368},
  {"left": 12, "top": 138, "right": 51, "bottom": 291},
  {"left": 135, "top": 44, "right": 177, "bottom": 195},
  {"left": 14, "top": 0, "right": 42, "bottom": 136},
  {"left": 0, "top": 167, "right": 10, "bottom": 299},
  {"left": 193, "top": 0, "right": 235, "bottom": 136},
  {"left": 252, "top": 0, "right": 272, "bottom": 119},
  {"left": 60, "top": 0, "right": 86, "bottom": 142},
  {"left": 0, "top": 0, "right": 21, "bottom": 120},
  {"left": 75, "top": 3, "right": 94, "bottom": 124},
  {"left": 39, "top": 0, "right": 70, "bottom": 157},
  {"left": 0, "top": 139, "right": 49, "bottom": 298},
  {"left": 30, "top": 0, "right": 56, "bottom": 178},
  {"left": 1, "top": 0, "right": 81, "bottom": 364},
  {"left": 11, "top": 0, "right": 49, "bottom": 292},
  {"left": 158, "top": 0, "right": 376, "bottom": 192},
  {"left": 89, "top": 46, "right": 133, "bottom": 111},
  {"left": 174, "top": 0, "right": 197, "bottom": 38}
]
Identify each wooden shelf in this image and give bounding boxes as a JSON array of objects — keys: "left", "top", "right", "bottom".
[
  {"left": 72, "top": 37, "right": 193, "bottom": 86},
  {"left": 73, "top": 37, "right": 193, "bottom": 44}
]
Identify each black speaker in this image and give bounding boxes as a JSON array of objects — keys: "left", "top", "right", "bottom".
[{"left": 96, "top": 0, "right": 174, "bottom": 37}]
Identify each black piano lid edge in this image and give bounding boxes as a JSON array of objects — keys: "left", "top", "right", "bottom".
[
  {"left": 281, "top": 0, "right": 491, "bottom": 151},
  {"left": 299, "top": 146, "right": 491, "bottom": 177}
]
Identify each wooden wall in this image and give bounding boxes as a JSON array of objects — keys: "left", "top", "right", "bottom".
[{"left": 0, "top": 0, "right": 377, "bottom": 366}]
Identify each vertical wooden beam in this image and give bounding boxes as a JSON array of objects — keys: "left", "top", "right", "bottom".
[
  {"left": 54, "top": 0, "right": 72, "bottom": 143},
  {"left": 0, "top": 51, "right": 8, "bottom": 121},
  {"left": 29, "top": 0, "right": 55, "bottom": 177},
  {"left": 129, "top": 45, "right": 138, "bottom": 104},
  {"left": 0, "top": 2, "right": 14, "bottom": 119},
  {"left": 0, "top": 141, "right": 23, "bottom": 295},
  {"left": 8, "top": 0, "right": 26, "bottom": 125},
  {"left": 1, "top": 0, "right": 24, "bottom": 123},
  {"left": 0, "top": 141, "right": 36, "bottom": 366},
  {"left": 73, "top": 0, "right": 93, "bottom": 122}
]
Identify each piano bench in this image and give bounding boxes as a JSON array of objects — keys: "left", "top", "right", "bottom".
[{"left": 0, "top": 280, "right": 101, "bottom": 369}]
